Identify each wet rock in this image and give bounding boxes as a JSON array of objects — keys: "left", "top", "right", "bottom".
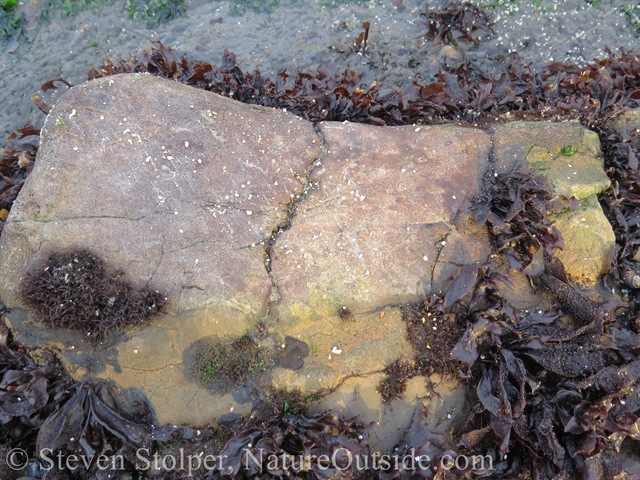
[
  {"left": 492, "top": 121, "right": 615, "bottom": 286},
  {"left": 553, "top": 196, "right": 615, "bottom": 286},
  {"left": 0, "top": 73, "right": 321, "bottom": 425},
  {"left": 266, "top": 123, "right": 491, "bottom": 402},
  {"left": 270, "top": 309, "right": 411, "bottom": 393},
  {"left": 609, "top": 108, "right": 640, "bottom": 149},
  {"left": 308, "top": 374, "right": 467, "bottom": 452}
]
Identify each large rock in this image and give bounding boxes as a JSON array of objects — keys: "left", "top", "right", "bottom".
[
  {"left": 0, "top": 74, "right": 617, "bottom": 445},
  {"left": 492, "top": 121, "right": 615, "bottom": 286},
  {"left": 0, "top": 74, "right": 493, "bottom": 432}
]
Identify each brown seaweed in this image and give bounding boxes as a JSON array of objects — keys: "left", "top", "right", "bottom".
[
  {"left": 0, "top": 339, "right": 71, "bottom": 453},
  {"left": 473, "top": 167, "right": 565, "bottom": 271},
  {"left": 0, "top": 123, "right": 38, "bottom": 234},
  {"left": 279, "top": 336, "right": 309, "bottom": 370},
  {"left": 420, "top": 0, "right": 494, "bottom": 46},
  {"left": 215, "top": 410, "right": 370, "bottom": 479}
]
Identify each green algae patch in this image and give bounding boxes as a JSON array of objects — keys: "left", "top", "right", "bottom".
[
  {"left": 125, "top": 0, "right": 186, "bottom": 28},
  {"left": 524, "top": 140, "right": 609, "bottom": 200}
]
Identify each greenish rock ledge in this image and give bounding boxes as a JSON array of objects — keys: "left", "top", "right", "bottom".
[{"left": 492, "top": 121, "right": 614, "bottom": 286}]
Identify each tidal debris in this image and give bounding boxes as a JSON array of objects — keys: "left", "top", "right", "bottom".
[
  {"left": 377, "top": 293, "right": 468, "bottom": 402},
  {"left": 19, "top": 249, "right": 165, "bottom": 343}
]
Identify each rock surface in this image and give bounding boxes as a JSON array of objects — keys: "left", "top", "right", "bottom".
[
  {"left": 492, "top": 121, "right": 615, "bottom": 286},
  {"left": 0, "top": 74, "right": 617, "bottom": 446},
  {"left": 271, "top": 122, "right": 491, "bottom": 317}
]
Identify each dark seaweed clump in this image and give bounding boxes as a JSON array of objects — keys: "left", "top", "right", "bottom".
[
  {"left": 420, "top": 1, "right": 494, "bottom": 46},
  {"left": 473, "top": 168, "right": 566, "bottom": 275},
  {"left": 447, "top": 171, "right": 638, "bottom": 477},
  {"left": 450, "top": 272, "right": 639, "bottom": 478},
  {"left": 19, "top": 249, "right": 165, "bottom": 342},
  {"left": 0, "top": 123, "right": 38, "bottom": 235},
  {"left": 377, "top": 294, "right": 468, "bottom": 402},
  {"left": 0, "top": 328, "right": 153, "bottom": 479},
  {"left": 211, "top": 410, "right": 370, "bottom": 480},
  {"left": 0, "top": 339, "right": 70, "bottom": 466}
]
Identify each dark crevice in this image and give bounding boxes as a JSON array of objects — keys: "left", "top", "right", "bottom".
[
  {"left": 14, "top": 203, "right": 269, "bottom": 225},
  {"left": 262, "top": 125, "right": 328, "bottom": 316},
  {"left": 429, "top": 229, "right": 452, "bottom": 293},
  {"left": 146, "top": 235, "right": 165, "bottom": 291}
]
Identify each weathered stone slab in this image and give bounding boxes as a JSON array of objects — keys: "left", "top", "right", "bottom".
[
  {"left": 0, "top": 73, "right": 322, "bottom": 318},
  {"left": 609, "top": 107, "right": 640, "bottom": 145},
  {"left": 492, "top": 121, "right": 608, "bottom": 198},
  {"left": 271, "top": 122, "right": 492, "bottom": 319},
  {"left": 492, "top": 121, "right": 615, "bottom": 286}
]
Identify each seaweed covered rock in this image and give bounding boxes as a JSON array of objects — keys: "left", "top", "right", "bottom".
[{"left": 492, "top": 121, "right": 615, "bottom": 286}]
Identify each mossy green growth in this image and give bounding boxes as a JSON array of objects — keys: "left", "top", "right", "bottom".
[
  {"left": 202, "top": 363, "right": 215, "bottom": 375},
  {"left": 622, "top": 4, "right": 640, "bottom": 34},
  {"left": 248, "top": 386, "right": 311, "bottom": 425},
  {"left": 184, "top": 334, "right": 273, "bottom": 394},
  {"left": 0, "top": 0, "right": 26, "bottom": 50},
  {"left": 40, "top": 0, "right": 116, "bottom": 22},
  {"left": 1, "top": 0, "right": 17, "bottom": 11},
  {"left": 562, "top": 145, "right": 577, "bottom": 156},
  {"left": 283, "top": 400, "right": 301, "bottom": 415},
  {"left": 125, "top": 0, "right": 186, "bottom": 27}
]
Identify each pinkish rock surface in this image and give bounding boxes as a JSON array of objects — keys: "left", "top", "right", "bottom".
[
  {"left": 0, "top": 73, "right": 322, "bottom": 321},
  {"left": 270, "top": 122, "right": 491, "bottom": 318}
]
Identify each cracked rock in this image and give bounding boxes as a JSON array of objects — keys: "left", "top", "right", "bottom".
[
  {"left": 0, "top": 74, "right": 616, "bottom": 437},
  {"left": 270, "top": 121, "right": 492, "bottom": 319},
  {"left": 0, "top": 73, "right": 322, "bottom": 317}
]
